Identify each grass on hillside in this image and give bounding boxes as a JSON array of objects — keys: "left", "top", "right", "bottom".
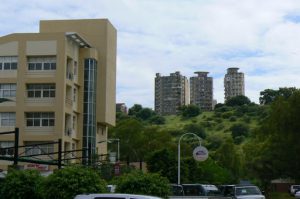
[{"left": 162, "top": 110, "right": 260, "bottom": 136}]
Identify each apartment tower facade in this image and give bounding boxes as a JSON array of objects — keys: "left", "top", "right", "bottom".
[
  {"left": 224, "top": 67, "right": 245, "bottom": 101},
  {"left": 190, "top": 72, "right": 213, "bottom": 111},
  {"left": 155, "top": 71, "right": 189, "bottom": 115},
  {"left": 0, "top": 19, "right": 116, "bottom": 170}
]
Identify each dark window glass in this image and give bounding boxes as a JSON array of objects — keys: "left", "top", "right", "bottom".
[
  {"left": 4, "top": 63, "right": 10, "bottom": 70},
  {"left": 27, "top": 120, "right": 33, "bottom": 126},
  {"left": 42, "top": 119, "right": 49, "bottom": 126},
  {"left": 11, "top": 62, "right": 17, "bottom": 70},
  {"left": 0, "top": 63, "right": 2, "bottom": 70},
  {"left": 28, "top": 91, "right": 34, "bottom": 98},
  {"left": 50, "top": 91, "right": 55, "bottom": 97},
  {"left": 33, "top": 119, "right": 40, "bottom": 126},
  {"left": 49, "top": 119, "right": 55, "bottom": 126},
  {"left": 36, "top": 63, "right": 42, "bottom": 70},
  {"left": 44, "top": 63, "right": 50, "bottom": 70},
  {"left": 51, "top": 63, "right": 56, "bottom": 70},
  {"left": 35, "top": 91, "right": 41, "bottom": 98},
  {"left": 28, "top": 63, "right": 35, "bottom": 70},
  {"left": 43, "top": 91, "right": 50, "bottom": 97}
]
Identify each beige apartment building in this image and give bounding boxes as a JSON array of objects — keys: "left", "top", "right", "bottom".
[
  {"left": 0, "top": 19, "right": 116, "bottom": 170},
  {"left": 190, "top": 72, "right": 213, "bottom": 111},
  {"left": 224, "top": 67, "right": 245, "bottom": 101},
  {"left": 155, "top": 71, "right": 189, "bottom": 115}
]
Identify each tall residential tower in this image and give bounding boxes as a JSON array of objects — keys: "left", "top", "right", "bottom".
[
  {"left": 190, "top": 72, "right": 213, "bottom": 111},
  {"left": 155, "top": 71, "right": 189, "bottom": 115},
  {"left": 224, "top": 67, "right": 245, "bottom": 101}
]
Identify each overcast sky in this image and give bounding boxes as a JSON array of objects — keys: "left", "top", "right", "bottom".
[{"left": 1, "top": 0, "right": 300, "bottom": 108}]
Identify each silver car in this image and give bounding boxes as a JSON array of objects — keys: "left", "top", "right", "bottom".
[{"left": 74, "top": 193, "right": 162, "bottom": 199}]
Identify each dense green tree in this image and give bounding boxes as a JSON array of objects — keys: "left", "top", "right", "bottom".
[
  {"left": 183, "top": 123, "right": 206, "bottom": 139},
  {"left": 114, "top": 171, "right": 170, "bottom": 198},
  {"left": 225, "top": 95, "right": 251, "bottom": 106},
  {"left": 128, "top": 104, "right": 143, "bottom": 116},
  {"left": 178, "top": 105, "right": 201, "bottom": 118},
  {"left": 230, "top": 123, "right": 249, "bottom": 144},
  {"left": 214, "top": 137, "right": 241, "bottom": 181},
  {"left": 146, "top": 148, "right": 177, "bottom": 183},
  {"left": 136, "top": 108, "right": 155, "bottom": 120},
  {"left": 42, "top": 165, "right": 106, "bottom": 199},
  {"left": 112, "top": 118, "right": 144, "bottom": 162},
  {"left": 247, "top": 91, "right": 300, "bottom": 181},
  {"left": 259, "top": 87, "right": 298, "bottom": 105},
  {"left": 0, "top": 169, "right": 43, "bottom": 199},
  {"left": 149, "top": 115, "right": 166, "bottom": 124}
]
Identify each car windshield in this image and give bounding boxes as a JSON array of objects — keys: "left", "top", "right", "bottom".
[{"left": 235, "top": 186, "right": 261, "bottom": 196}]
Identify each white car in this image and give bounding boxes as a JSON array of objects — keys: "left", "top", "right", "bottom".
[
  {"left": 290, "top": 185, "right": 300, "bottom": 196},
  {"left": 295, "top": 190, "right": 300, "bottom": 199},
  {"left": 74, "top": 193, "right": 162, "bottom": 199}
]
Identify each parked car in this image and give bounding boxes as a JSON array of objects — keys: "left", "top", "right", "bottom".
[
  {"left": 74, "top": 193, "right": 162, "bottom": 199},
  {"left": 295, "top": 190, "right": 300, "bottom": 199},
  {"left": 182, "top": 184, "right": 221, "bottom": 196},
  {"left": 169, "top": 184, "right": 184, "bottom": 196},
  {"left": 290, "top": 185, "right": 300, "bottom": 196},
  {"left": 221, "top": 184, "right": 265, "bottom": 199}
]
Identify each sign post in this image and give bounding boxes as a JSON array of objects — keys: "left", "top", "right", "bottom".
[{"left": 178, "top": 133, "right": 208, "bottom": 185}]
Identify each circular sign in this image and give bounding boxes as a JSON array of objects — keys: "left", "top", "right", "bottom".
[{"left": 193, "top": 146, "right": 208, "bottom": 161}]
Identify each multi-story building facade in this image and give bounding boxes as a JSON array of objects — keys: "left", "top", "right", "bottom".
[
  {"left": 0, "top": 19, "right": 116, "bottom": 170},
  {"left": 224, "top": 67, "right": 245, "bottom": 101},
  {"left": 155, "top": 71, "right": 189, "bottom": 115},
  {"left": 190, "top": 72, "right": 213, "bottom": 111}
]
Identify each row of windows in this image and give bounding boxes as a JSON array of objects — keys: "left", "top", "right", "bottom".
[
  {"left": 0, "top": 141, "right": 54, "bottom": 157},
  {"left": 27, "top": 56, "right": 57, "bottom": 71},
  {"left": 26, "top": 112, "right": 55, "bottom": 127},
  {"left": 27, "top": 84, "right": 55, "bottom": 98},
  {"left": 0, "top": 112, "right": 55, "bottom": 127},
  {"left": 0, "top": 83, "right": 56, "bottom": 98},
  {"left": 0, "top": 56, "right": 18, "bottom": 71},
  {"left": 0, "top": 84, "right": 16, "bottom": 98}
]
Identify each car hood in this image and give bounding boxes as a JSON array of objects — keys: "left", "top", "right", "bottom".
[{"left": 236, "top": 195, "right": 265, "bottom": 199}]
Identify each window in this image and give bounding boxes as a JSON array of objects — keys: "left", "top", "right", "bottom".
[
  {"left": 24, "top": 141, "right": 54, "bottom": 156},
  {"left": 0, "top": 84, "right": 16, "bottom": 98},
  {"left": 26, "top": 112, "right": 55, "bottom": 127},
  {"left": 27, "top": 56, "right": 56, "bottom": 71},
  {"left": 0, "top": 141, "right": 14, "bottom": 156},
  {"left": 0, "top": 56, "right": 18, "bottom": 70},
  {"left": 27, "top": 84, "right": 55, "bottom": 98},
  {"left": 0, "top": 112, "right": 16, "bottom": 127}
]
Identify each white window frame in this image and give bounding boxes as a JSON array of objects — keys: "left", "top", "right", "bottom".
[
  {"left": 27, "top": 56, "right": 56, "bottom": 71},
  {"left": 0, "top": 83, "right": 16, "bottom": 98},
  {"left": 25, "top": 112, "right": 55, "bottom": 127},
  {"left": 24, "top": 141, "right": 54, "bottom": 156},
  {"left": 0, "top": 112, "right": 16, "bottom": 127},
  {"left": 27, "top": 84, "right": 55, "bottom": 98},
  {"left": 0, "top": 56, "right": 18, "bottom": 71},
  {"left": 0, "top": 141, "right": 14, "bottom": 156}
]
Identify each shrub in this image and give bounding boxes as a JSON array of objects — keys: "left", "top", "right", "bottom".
[
  {"left": 229, "top": 116, "right": 237, "bottom": 122},
  {"left": 114, "top": 171, "right": 170, "bottom": 198},
  {"left": 0, "top": 169, "right": 43, "bottom": 199},
  {"left": 42, "top": 165, "right": 107, "bottom": 199}
]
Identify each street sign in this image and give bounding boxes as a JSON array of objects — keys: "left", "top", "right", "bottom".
[{"left": 193, "top": 146, "right": 208, "bottom": 161}]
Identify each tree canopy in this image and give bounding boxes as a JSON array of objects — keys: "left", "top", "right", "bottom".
[{"left": 225, "top": 95, "right": 251, "bottom": 106}]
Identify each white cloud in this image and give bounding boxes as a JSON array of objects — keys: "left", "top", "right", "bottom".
[{"left": 1, "top": 0, "right": 300, "bottom": 108}]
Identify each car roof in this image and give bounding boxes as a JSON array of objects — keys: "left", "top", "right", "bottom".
[{"left": 74, "top": 193, "right": 162, "bottom": 199}]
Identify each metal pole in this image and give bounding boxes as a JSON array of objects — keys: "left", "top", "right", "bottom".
[
  {"left": 13, "top": 128, "right": 19, "bottom": 166},
  {"left": 58, "top": 139, "right": 62, "bottom": 169},
  {"left": 117, "top": 139, "right": 120, "bottom": 162},
  {"left": 177, "top": 133, "right": 202, "bottom": 185}
]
